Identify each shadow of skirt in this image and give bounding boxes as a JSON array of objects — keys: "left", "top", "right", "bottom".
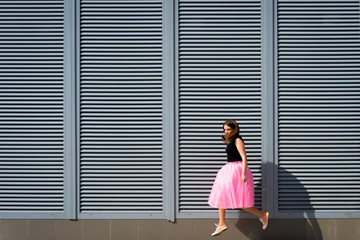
[{"left": 208, "top": 161, "right": 254, "bottom": 209}]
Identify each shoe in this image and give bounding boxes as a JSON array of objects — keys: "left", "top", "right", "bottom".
[
  {"left": 259, "top": 212, "right": 269, "bottom": 230},
  {"left": 211, "top": 223, "right": 228, "bottom": 237}
]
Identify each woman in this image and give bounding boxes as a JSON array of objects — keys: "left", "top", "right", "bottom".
[{"left": 208, "top": 119, "right": 269, "bottom": 237}]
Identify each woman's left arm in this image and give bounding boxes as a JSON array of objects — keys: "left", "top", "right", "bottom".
[{"left": 235, "top": 138, "right": 247, "bottom": 182}]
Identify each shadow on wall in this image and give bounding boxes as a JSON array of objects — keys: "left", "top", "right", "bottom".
[{"left": 235, "top": 162, "right": 323, "bottom": 240}]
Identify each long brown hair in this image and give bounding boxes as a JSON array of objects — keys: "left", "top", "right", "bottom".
[{"left": 221, "top": 119, "right": 240, "bottom": 143}]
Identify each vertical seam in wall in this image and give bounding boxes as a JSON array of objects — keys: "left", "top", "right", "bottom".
[
  {"left": 137, "top": 220, "right": 140, "bottom": 240},
  {"left": 26, "top": 220, "right": 29, "bottom": 240},
  {"left": 332, "top": 219, "right": 335, "bottom": 240},
  {"left": 109, "top": 220, "right": 112, "bottom": 240}
]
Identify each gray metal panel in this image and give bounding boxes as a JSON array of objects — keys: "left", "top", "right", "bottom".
[
  {"left": 63, "top": 0, "right": 77, "bottom": 219},
  {"left": 261, "top": 0, "right": 276, "bottom": 216},
  {"left": 79, "top": 0, "right": 165, "bottom": 218},
  {"left": 276, "top": 0, "right": 360, "bottom": 216},
  {"left": 0, "top": 0, "right": 70, "bottom": 218},
  {"left": 177, "top": 0, "right": 263, "bottom": 216},
  {"left": 162, "top": 0, "right": 176, "bottom": 222}
]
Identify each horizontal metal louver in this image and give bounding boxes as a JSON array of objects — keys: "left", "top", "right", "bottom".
[
  {"left": 0, "top": 1, "right": 66, "bottom": 215},
  {"left": 277, "top": 0, "right": 360, "bottom": 212},
  {"left": 79, "top": 0, "right": 163, "bottom": 214},
  {"left": 178, "top": 0, "right": 262, "bottom": 213}
]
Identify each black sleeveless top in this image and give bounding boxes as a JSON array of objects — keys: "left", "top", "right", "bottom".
[{"left": 226, "top": 137, "right": 243, "bottom": 162}]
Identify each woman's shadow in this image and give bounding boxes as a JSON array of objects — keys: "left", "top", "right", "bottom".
[{"left": 235, "top": 162, "right": 323, "bottom": 240}]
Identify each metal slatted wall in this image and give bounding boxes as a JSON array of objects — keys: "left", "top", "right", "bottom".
[
  {"left": 178, "top": 0, "right": 263, "bottom": 214},
  {"left": 277, "top": 0, "right": 360, "bottom": 215},
  {"left": 0, "top": 0, "right": 68, "bottom": 217},
  {"left": 79, "top": 0, "right": 164, "bottom": 216}
]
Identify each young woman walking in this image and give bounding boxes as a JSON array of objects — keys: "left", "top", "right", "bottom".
[{"left": 208, "top": 119, "right": 269, "bottom": 237}]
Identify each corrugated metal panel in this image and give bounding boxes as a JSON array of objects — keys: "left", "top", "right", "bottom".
[
  {"left": 178, "top": 0, "right": 263, "bottom": 212},
  {"left": 0, "top": 1, "right": 66, "bottom": 214},
  {"left": 79, "top": 0, "right": 163, "bottom": 213},
  {"left": 277, "top": 0, "right": 360, "bottom": 211}
]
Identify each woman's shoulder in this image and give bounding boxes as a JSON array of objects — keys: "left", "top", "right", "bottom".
[
  {"left": 235, "top": 136, "right": 244, "bottom": 144},
  {"left": 227, "top": 136, "right": 244, "bottom": 144}
]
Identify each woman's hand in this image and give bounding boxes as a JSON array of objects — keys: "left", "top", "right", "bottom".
[{"left": 241, "top": 175, "right": 247, "bottom": 183}]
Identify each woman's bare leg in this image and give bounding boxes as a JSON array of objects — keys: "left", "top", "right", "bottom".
[
  {"left": 211, "top": 208, "right": 228, "bottom": 236},
  {"left": 241, "top": 207, "right": 265, "bottom": 218},
  {"left": 242, "top": 207, "right": 269, "bottom": 229},
  {"left": 218, "top": 208, "right": 226, "bottom": 227}
]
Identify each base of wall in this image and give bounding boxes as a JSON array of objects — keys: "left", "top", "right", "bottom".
[{"left": 0, "top": 218, "right": 359, "bottom": 240}]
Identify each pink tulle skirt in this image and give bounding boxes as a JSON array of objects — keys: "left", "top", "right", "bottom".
[{"left": 208, "top": 161, "right": 254, "bottom": 209}]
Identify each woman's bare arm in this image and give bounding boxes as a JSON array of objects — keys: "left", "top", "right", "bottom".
[{"left": 235, "top": 138, "right": 247, "bottom": 182}]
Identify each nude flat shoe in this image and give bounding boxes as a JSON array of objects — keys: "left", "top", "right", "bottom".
[
  {"left": 259, "top": 212, "right": 269, "bottom": 230},
  {"left": 211, "top": 223, "right": 228, "bottom": 237}
]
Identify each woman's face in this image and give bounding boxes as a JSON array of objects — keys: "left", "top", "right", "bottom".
[{"left": 224, "top": 124, "right": 234, "bottom": 136}]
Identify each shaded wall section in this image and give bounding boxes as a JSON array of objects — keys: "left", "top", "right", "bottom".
[{"left": 1, "top": 218, "right": 360, "bottom": 240}]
